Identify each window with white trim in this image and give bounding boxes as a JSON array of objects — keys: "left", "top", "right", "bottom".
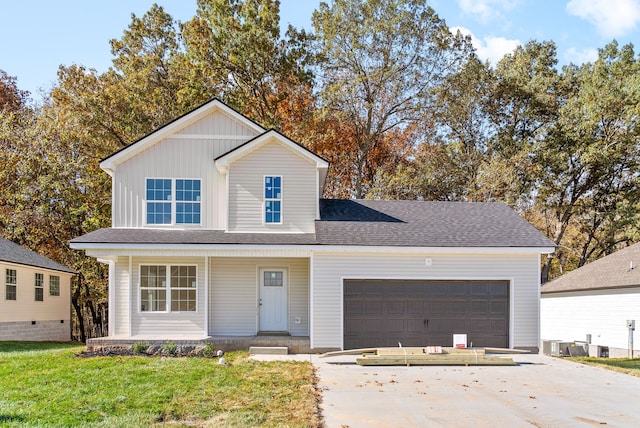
[
  {"left": 49, "top": 275, "right": 60, "bottom": 296},
  {"left": 140, "top": 265, "right": 197, "bottom": 312},
  {"left": 35, "top": 273, "right": 44, "bottom": 302},
  {"left": 264, "top": 176, "right": 282, "bottom": 224},
  {"left": 146, "top": 178, "right": 172, "bottom": 224},
  {"left": 5, "top": 269, "right": 16, "bottom": 301},
  {"left": 146, "top": 179, "right": 201, "bottom": 225}
]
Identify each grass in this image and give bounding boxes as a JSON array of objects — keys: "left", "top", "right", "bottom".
[
  {"left": 0, "top": 342, "right": 321, "bottom": 427},
  {"left": 569, "top": 356, "right": 640, "bottom": 377}
]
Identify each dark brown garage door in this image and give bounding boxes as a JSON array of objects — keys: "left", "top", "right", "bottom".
[{"left": 344, "top": 280, "right": 509, "bottom": 349}]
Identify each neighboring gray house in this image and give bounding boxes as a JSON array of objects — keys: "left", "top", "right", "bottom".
[
  {"left": 541, "top": 243, "right": 640, "bottom": 357},
  {"left": 70, "top": 99, "right": 554, "bottom": 352},
  {"left": 0, "top": 237, "right": 75, "bottom": 341}
]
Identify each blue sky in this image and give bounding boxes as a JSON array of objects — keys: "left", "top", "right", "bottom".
[{"left": 1, "top": 0, "right": 639, "bottom": 101}]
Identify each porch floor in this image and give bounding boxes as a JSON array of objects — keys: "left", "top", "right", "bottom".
[{"left": 86, "top": 335, "right": 323, "bottom": 354}]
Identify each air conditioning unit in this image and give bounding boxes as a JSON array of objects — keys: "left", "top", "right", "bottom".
[{"left": 542, "top": 340, "right": 575, "bottom": 356}]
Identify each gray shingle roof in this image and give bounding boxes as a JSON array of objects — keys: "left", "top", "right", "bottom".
[
  {"left": 71, "top": 199, "right": 555, "bottom": 249},
  {"left": 542, "top": 242, "right": 640, "bottom": 293},
  {"left": 317, "top": 200, "right": 554, "bottom": 247},
  {"left": 0, "top": 238, "right": 76, "bottom": 274}
]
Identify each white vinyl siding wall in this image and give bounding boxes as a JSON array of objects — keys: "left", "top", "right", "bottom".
[
  {"left": 129, "top": 256, "right": 206, "bottom": 338},
  {"left": 541, "top": 288, "right": 640, "bottom": 352},
  {"left": 227, "top": 141, "right": 318, "bottom": 233},
  {"left": 0, "top": 262, "right": 72, "bottom": 323},
  {"left": 111, "top": 257, "right": 130, "bottom": 336},
  {"left": 311, "top": 251, "right": 541, "bottom": 349},
  {"left": 208, "top": 257, "right": 309, "bottom": 336},
  {"left": 111, "top": 111, "right": 259, "bottom": 229}
]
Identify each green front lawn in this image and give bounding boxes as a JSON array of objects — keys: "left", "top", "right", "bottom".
[
  {"left": 0, "top": 342, "right": 320, "bottom": 427},
  {"left": 569, "top": 356, "right": 640, "bottom": 377}
]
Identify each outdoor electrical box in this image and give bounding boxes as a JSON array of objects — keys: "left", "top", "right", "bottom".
[{"left": 627, "top": 320, "right": 635, "bottom": 330}]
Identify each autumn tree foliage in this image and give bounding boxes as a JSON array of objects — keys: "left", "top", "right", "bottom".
[{"left": 4, "top": 0, "right": 640, "bottom": 341}]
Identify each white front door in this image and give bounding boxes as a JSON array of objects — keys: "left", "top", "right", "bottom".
[{"left": 259, "top": 268, "right": 288, "bottom": 332}]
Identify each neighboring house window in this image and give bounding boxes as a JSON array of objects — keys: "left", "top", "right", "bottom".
[
  {"left": 176, "top": 179, "right": 201, "bottom": 224},
  {"left": 146, "top": 178, "right": 201, "bottom": 225},
  {"left": 50, "top": 275, "right": 60, "bottom": 296},
  {"left": 35, "top": 273, "right": 44, "bottom": 301},
  {"left": 140, "top": 265, "right": 197, "bottom": 312},
  {"left": 264, "top": 176, "right": 282, "bottom": 224},
  {"left": 146, "top": 178, "right": 172, "bottom": 225},
  {"left": 5, "top": 269, "right": 16, "bottom": 301}
]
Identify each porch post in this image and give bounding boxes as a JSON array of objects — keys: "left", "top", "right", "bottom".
[{"left": 204, "top": 256, "right": 209, "bottom": 337}]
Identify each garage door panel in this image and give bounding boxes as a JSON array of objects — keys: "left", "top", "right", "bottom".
[{"left": 344, "top": 280, "right": 509, "bottom": 349}]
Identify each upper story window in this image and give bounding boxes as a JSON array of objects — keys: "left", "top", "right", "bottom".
[
  {"left": 35, "top": 273, "right": 44, "bottom": 302},
  {"left": 5, "top": 269, "right": 16, "bottom": 301},
  {"left": 146, "top": 178, "right": 201, "bottom": 225},
  {"left": 49, "top": 275, "right": 60, "bottom": 296},
  {"left": 264, "top": 176, "right": 282, "bottom": 224}
]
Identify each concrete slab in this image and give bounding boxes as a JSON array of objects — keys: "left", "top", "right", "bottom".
[
  {"left": 248, "top": 346, "right": 288, "bottom": 355},
  {"left": 313, "top": 353, "right": 640, "bottom": 427}
]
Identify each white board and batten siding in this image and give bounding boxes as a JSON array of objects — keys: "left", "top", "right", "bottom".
[
  {"left": 541, "top": 288, "right": 640, "bottom": 353},
  {"left": 208, "top": 257, "right": 309, "bottom": 336},
  {"left": 118, "top": 256, "right": 208, "bottom": 338},
  {"left": 111, "top": 110, "right": 260, "bottom": 229},
  {"left": 311, "top": 251, "right": 541, "bottom": 350},
  {"left": 227, "top": 140, "right": 318, "bottom": 233}
]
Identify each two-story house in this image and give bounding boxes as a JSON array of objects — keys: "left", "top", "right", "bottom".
[
  {"left": 71, "top": 99, "right": 554, "bottom": 352},
  {"left": 1, "top": 237, "right": 75, "bottom": 341}
]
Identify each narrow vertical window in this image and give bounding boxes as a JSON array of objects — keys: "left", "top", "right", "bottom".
[
  {"left": 49, "top": 275, "right": 60, "bottom": 296},
  {"left": 170, "top": 266, "right": 197, "bottom": 311},
  {"left": 176, "top": 179, "right": 201, "bottom": 224},
  {"left": 264, "top": 176, "right": 282, "bottom": 224},
  {"left": 35, "top": 273, "right": 44, "bottom": 302},
  {"left": 140, "top": 265, "right": 167, "bottom": 311},
  {"left": 5, "top": 269, "right": 16, "bottom": 301},
  {"left": 146, "top": 178, "right": 172, "bottom": 224}
]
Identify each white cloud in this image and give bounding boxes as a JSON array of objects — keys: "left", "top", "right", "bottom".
[
  {"left": 565, "top": 47, "right": 599, "bottom": 65},
  {"left": 452, "top": 26, "right": 521, "bottom": 65},
  {"left": 566, "top": 0, "right": 640, "bottom": 38},
  {"left": 457, "top": 0, "right": 520, "bottom": 23}
]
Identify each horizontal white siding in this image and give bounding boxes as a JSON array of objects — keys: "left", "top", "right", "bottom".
[
  {"left": 541, "top": 288, "right": 640, "bottom": 351},
  {"left": 111, "top": 257, "right": 130, "bottom": 337},
  {"left": 0, "top": 262, "right": 72, "bottom": 323},
  {"left": 209, "top": 257, "right": 309, "bottom": 336},
  {"left": 129, "top": 256, "right": 206, "bottom": 338},
  {"left": 228, "top": 140, "right": 318, "bottom": 233},
  {"left": 311, "top": 251, "right": 541, "bottom": 349}
]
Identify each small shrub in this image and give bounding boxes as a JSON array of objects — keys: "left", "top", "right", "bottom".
[
  {"left": 163, "top": 341, "right": 178, "bottom": 356},
  {"left": 202, "top": 343, "right": 216, "bottom": 358},
  {"left": 132, "top": 342, "right": 149, "bottom": 355}
]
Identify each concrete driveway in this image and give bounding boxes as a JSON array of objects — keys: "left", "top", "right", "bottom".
[{"left": 314, "top": 353, "right": 640, "bottom": 428}]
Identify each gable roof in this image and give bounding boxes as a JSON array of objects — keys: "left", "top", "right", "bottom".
[
  {"left": 0, "top": 238, "right": 76, "bottom": 274},
  {"left": 542, "top": 242, "right": 640, "bottom": 294},
  {"left": 71, "top": 199, "right": 555, "bottom": 250},
  {"left": 214, "top": 129, "right": 329, "bottom": 174},
  {"left": 100, "top": 98, "right": 265, "bottom": 175}
]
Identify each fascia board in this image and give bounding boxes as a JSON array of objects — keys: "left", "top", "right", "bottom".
[{"left": 71, "top": 242, "right": 556, "bottom": 255}]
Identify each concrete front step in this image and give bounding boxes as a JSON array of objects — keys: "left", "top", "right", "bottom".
[{"left": 249, "top": 346, "right": 289, "bottom": 355}]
